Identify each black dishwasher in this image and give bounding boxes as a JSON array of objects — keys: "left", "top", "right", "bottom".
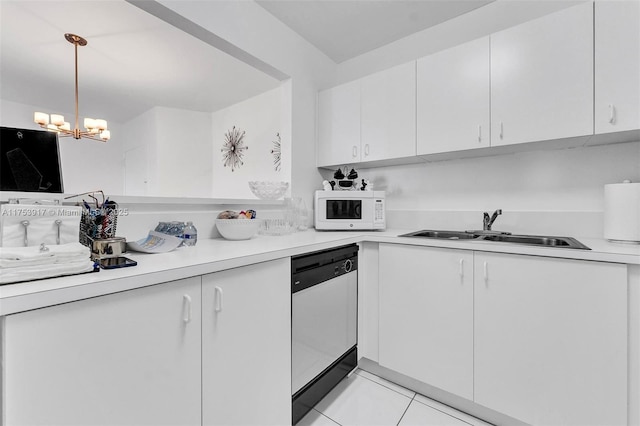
[{"left": 291, "top": 244, "right": 358, "bottom": 424}]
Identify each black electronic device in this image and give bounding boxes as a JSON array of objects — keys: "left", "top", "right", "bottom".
[
  {"left": 0, "top": 126, "right": 64, "bottom": 193},
  {"left": 99, "top": 257, "right": 138, "bottom": 269}
]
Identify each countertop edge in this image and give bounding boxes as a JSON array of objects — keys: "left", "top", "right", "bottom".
[{"left": 1, "top": 230, "right": 638, "bottom": 315}]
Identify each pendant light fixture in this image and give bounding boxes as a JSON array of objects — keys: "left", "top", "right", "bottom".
[{"left": 34, "top": 33, "right": 110, "bottom": 142}]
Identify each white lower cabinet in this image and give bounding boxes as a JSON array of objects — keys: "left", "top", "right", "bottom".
[
  {"left": 1, "top": 259, "right": 291, "bottom": 426},
  {"left": 202, "top": 258, "right": 291, "bottom": 426},
  {"left": 1, "top": 277, "right": 202, "bottom": 426},
  {"left": 474, "top": 252, "right": 628, "bottom": 426},
  {"left": 378, "top": 245, "right": 628, "bottom": 426},
  {"left": 379, "top": 244, "right": 474, "bottom": 399}
]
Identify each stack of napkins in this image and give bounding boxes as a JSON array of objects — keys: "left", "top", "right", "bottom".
[{"left": 0, "top": 242, "right": 96, "bottom": 285}]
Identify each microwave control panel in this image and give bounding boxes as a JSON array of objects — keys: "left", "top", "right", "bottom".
[{"left": 374, "top": 198, "right": 385, "bottom": 224}]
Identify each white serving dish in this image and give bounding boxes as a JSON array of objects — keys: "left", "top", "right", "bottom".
[
  {"left": 248, "top": 181, "right": 289, "bottom": 200},
  {"left": 216, "top": 219, "right": 261, "bottom": 240}
]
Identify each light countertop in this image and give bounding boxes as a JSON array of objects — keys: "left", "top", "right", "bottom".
[{"left": 1, "top": 229, "right": 638, "bottom": 315}]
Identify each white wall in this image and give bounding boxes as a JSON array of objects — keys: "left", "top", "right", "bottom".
[
  {"left": 123, "top": 106, "right": 214, "bottom": 198},
  {"left": 0, "top": 99, "right": 125, "bottom": 196},
  {"left": 157, "top": 0, "right": 337, "bottom": 209},
  {"left": 122, "top": 108, "right": 157, "bottom": 196},
  {"left": 319, "top": 141, "right": 640, "bottom": 237},
  {"left": 211, "top": 85, "right": 290, "bottom": 199},
  {"left": 154, "top": 107, "right": 213, "bottom": 198}
]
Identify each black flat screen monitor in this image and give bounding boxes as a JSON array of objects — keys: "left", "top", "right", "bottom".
[{"left": 0, "top": 126, "right": 64, "bottom": 193}]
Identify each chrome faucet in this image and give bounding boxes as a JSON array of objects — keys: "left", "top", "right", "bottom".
[{"left": 483, "top": 209, "right": 502, "bottom": 231}]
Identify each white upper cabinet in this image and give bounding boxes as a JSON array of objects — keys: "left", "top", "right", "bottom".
[
  {"left": 491, "top": 2, "right": 594, "bottom": 146},
  {"left": 317, "top": 79, "right": 361, "bottom": 167},
  {"left": 417, "top": 37, "right": 490, "bottom": 155},
  {"left": 595, "top": 0, "right": 640, "bottom": 134},
  {"left": 360, "top": 61, "right": 417, "bottom": 162}
]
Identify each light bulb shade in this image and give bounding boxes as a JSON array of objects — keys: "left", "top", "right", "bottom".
[
  {"left": 60, "top": 122, "right": 71, "bottom": 131},
  {"left": 50, "top": 114, "right": 65, "bottom": 126},
  {"left": 34, "top": 112, "right": 49, "bottom": 126},
  {"left": 84, "top": 118, "right": 96, "bottom": 129},
  {"left": 100, "top": 130, "right": 111, "bottom": 141},
  {"left": 46, "top": 124, "right": 60, "bottom": 132},
  {"left": 95, "top": 119, "right": 107, "bottom": 130}
]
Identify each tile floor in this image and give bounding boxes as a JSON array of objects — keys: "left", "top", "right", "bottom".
[{"left": 298, "top": 369, "right": 491, "bottom": 426}]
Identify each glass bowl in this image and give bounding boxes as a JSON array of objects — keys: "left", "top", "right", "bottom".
[
  {"left": 216, "top": 219, "right": 261, "bottom": 240},
  {"left": 248, "top": 181, "right": 289, "bottom": 200}
]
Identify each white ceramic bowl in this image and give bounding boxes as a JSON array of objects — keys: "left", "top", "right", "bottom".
[
  {"left": 216, "top": 218, "right": 261, "bottom": 240},
  {"left": 248, "top": 181, "right": 289, "bottom": 200}
]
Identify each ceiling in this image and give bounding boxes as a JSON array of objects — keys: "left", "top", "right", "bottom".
[
  {"left": 0, "top": 0, "right": 496, "bottom": 126},
  {"left": 0, "top": 1, "right": 281, "bottom": 123},
  {"left": 256, "top": 0, "right": 495, "bottom": 63}
]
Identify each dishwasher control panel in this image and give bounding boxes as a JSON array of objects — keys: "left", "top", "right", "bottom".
[{"left": 291, "top": 244, "right": 358, "bottom": 293}]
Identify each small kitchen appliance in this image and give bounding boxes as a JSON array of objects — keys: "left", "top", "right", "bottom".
[{"left": 314, "top": 190, "right": 385, "bottom": 230}]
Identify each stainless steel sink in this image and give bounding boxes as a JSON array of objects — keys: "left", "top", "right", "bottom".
[
  {"left": 400, "top": 230, "right": 591, "bottom": 250},
  {"left": 479, "top": 234, "right": 591, "bottom": 250},
  {"left": 401, "top": 230, "right": 479, "bottom": 240}
]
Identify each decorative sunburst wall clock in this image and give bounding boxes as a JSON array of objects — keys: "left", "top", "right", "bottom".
[
  {"left": 221, "top": 126, "right": 248, "bottom": 172},
  {"left": 271, "top": 133, "right": 282, "bottom": 172}
]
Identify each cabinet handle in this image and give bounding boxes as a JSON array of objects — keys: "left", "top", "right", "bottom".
[
  {"left": 352, "top": 146, "right": 358, "bottom": 158},
  {"left": 483, "top": 261, "right": 489, "bottom": 283},
  {"left": 214, "top": 286, "right": 223, "bottom": 312},
  {"left": 55, "top": 219, "right": 62, "bottom": 245},
  {"left": 21, "top": 220, "right": 29, "bottom": 247},
  {"left": 478, "top": 125, "right": 482, "bottom": 143},
  {"left": 364, "top": 144, "right": 370, "bottom": 156},
  {"left": 183, "top": 294, "right": 192, "bottom": 323},
  {"left": 499, "top": 122, "right": 504, "bottom": 140},
  {"left": 459, "top": 259, "right": 464, "bottom": 278},
  {"left": 609, "top": 104, "right": 616, "bottom": 124}
]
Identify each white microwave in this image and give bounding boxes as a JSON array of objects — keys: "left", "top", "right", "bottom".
[{"left": 314, "top": 190, "right": 385, "bottom": 230}]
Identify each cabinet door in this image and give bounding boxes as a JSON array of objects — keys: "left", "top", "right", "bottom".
[
  {"left": 361, "top": 62, "right": 416, "bottom": 162},
  {"left": 317, "top": 80, "right": 361, "bottom": 167},
  {"left": 2, "top": 277, "right": 202, "bottom": 426},
  {"left": 202, "top": 258, "right": 291, "bottom": 426},
  {"left": 595, "top": 1, "right": 640, "bottom": 134},
  {"left": 474, "top": 252, "right": 627, "bottom": 426},
  {"left": 379, "top": 244, "right": 473, "bottom": 399},
  {"left": 491, "top": 3, "right": 594, "bottom": 146},
  {"left": 417, "top": 37, "right": 490, "bottom": 155}
]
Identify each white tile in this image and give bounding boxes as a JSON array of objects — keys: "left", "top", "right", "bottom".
[
  {"left": 355, "top": 369, "right": 417, "bottom": 398},
  {"left": 314, "top": 374, "right": 412, "bottom": 426},
  {"left": 298, "top": 409, "right": 340, "bottom": 426},
  {"left": 414, "top": 394, "right": 491, "bottom": 426},
  {"left": 399, "top": 399, "right": 472, "bottom": 426}
]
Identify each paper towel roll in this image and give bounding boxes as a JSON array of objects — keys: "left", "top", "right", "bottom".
[{"left": 604, "top": 181, "right": 640, "bottom": 243}]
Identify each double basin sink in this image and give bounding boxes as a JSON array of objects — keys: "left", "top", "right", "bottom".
[{"left": 400, "top": 230, "right": 591, "bottom": 250}]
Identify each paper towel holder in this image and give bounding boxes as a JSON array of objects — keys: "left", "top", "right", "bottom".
[{"left": 604, "top": 179, "right": 640, "bottom": 244}]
